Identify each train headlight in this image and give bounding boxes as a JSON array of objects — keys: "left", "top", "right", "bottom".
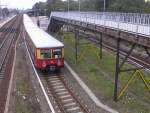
[
  {"left": 58, "top": 60, "right": 61, "bottom": 66},
  {"left": 50, "top": 60, "right": 54, "bottom": 64},
  {"left": 42, "top": 61, "right": 46, "bottom": 67}
]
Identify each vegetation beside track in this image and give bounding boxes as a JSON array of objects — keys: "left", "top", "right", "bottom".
[
  {"left": 15, "top": 41, "right": 41, "bottom": 113},
  {"left": 56, "top": 31, "right": 150, "bottom": 113}
]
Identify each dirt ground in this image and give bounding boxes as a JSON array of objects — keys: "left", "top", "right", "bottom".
[{"left": 8, "top": 31, "right": 51, "bottom": 113}]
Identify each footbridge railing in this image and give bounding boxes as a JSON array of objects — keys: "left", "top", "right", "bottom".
[{"left": 51, "top": 11, "right": 150, "bottom": 37}]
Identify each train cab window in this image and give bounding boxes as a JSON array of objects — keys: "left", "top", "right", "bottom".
[
  {"left": 40, "top": 50, "right": 51, "bottom": 59},
  {"left": 53, "top": 49, "right": 62, "bottom": 58}
]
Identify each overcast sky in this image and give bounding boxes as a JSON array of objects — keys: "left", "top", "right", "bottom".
[
  {"left": 1, "top": 0, "right": 47, "bottom": 9},
  {"left": 2, "top": 0, "right": 147, "bottom": 9}
]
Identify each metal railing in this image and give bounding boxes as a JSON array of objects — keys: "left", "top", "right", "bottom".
[
  {"left": 51, "top": 11, "right": 150, "bottom": 25},
  {"left": 50, "top": 12, "right": 150, "bottom": 37}
]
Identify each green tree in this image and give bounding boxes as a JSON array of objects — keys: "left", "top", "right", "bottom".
[
  {"left": 33, "top": 0, "right": 148, "bottom": 13},
  {"left": 143, "top": 1, "right": 150, "bottom": 13},
  {"left": 32, "top": 2, "right": 47, "bottom": 16},
  {"left": 2, "top": 8, "right": 9, "bottom": 17},
  {"left": 109, "top": 0, "right": 145, "bottom": 12},
  {"left": 33, "top": 2, "right": 47, "bottom": 10}
]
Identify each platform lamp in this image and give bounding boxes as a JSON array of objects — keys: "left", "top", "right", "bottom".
[
  {"left": 78, "top": 0, "right": 80, "bottom": 12},
  {"left": 0, "top": 0, "right": 1, "bottom": 20},
  {"left": 67, "top": 0, "right": 69, "bottom": 12},
  {"left": 103, "top": 0, "right": 106, "bottom": 12},
  {"left": 0, "top": 6, "right": 2, "bottom": 20},
  {"left": 44, "top": 9, "right": 47, "bottom": 16},
  {"left": 103, "top": 0, "right": 106, "bottom": 20}
]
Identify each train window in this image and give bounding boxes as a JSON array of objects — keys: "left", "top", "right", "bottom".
[
  {"left": 40, "top": 50, "right": 51, "bottom": 59},
  {"left": 53, "top": 49, "right": 62, "bottom": 58},
  {"left": 41, "top": 52, "right": 51, "bottom": 59}
]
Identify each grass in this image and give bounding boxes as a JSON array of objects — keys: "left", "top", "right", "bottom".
[
  {"left": 56, "top": 31, "right": 150, "bottom": 113},
  {"left": 15, "top": 74, "right": 33, "bottom": 113},
  {"left": 15, "top": 47, "right": 41, "bottom": 113}
]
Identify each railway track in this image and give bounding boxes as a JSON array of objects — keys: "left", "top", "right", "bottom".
[
  {"left": 24, "top": 18, "right": 91, "bottom": 113},
  {"left": 0, "top": 17, "right": 17, "bottom": 44},
  {"left": 39, "top": 72, "right": 91, "bottom": 113},
  {"left": 68, "top": 28, "right": 150, "bottom": 70},
  {"left": 82, "top": 34, "right": 150, "bottom": 71},
  {"left": 0, "top": 15, "right": 22, "bottom": 113}
]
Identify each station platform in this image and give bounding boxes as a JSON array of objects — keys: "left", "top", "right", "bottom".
[
  {"left": 31, "top": 16, "right": 49, "bottom": 31},
  {"left": 0, "top": 16, "right": 15, "bottom": 27}
]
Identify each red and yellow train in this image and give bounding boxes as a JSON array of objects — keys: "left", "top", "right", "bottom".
[{"left": 23, "top": 14, "right": 64, "bottom": 70}]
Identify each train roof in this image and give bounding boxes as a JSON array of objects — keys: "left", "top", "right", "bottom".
[{"left": 23, "top": 14, "right": 64, "bottom": 48}]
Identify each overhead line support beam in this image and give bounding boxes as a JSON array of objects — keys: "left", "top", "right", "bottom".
[
  {"left": 99, "top": 33, "right": 103, "bottom": 59},
  {"left": 75, "top": 29, "right": 79, "bottom": 64},
  {"left": 114, "top": 38, "right": 121, "bottom": 102}
]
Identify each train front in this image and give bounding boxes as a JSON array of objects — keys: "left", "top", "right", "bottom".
[{"left": 35, "top": 47, "right": 64, "bottom": 70}]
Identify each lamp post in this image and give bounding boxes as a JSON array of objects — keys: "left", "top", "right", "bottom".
[
  {"left": 103, "top": 0, "right": 106, "bottom": 12},
  {"left": 0, "top": 0, "right": 2, "bottom": 20},
  {"left": 68, "top": 0, "right": 69, "bottom": 12},
  {"left": 103, "top": 0, "right": 106, "bottom": 20},
  {"left": 78, "top": 0, "right": 80, "bottom": 12},
  {"left": 44, "top": 9, "right": 47, "bottom": 16}
]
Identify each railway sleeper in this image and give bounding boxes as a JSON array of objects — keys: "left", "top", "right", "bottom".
[
  {"left": 61, "top": 98, "right": 74, "bottom": 103},
  {"left": 59, "top": 95, "right": 71, "bottom": 99},
  {"left": 0, "top": 67, "right": 6, "bottom": 79},
  {"left": 66, "top": 106, "right": 80, "bottom": 112},
  {"left": 0, "top": 76, "right": 4, "bottom": 79},
  {"left": 0, "top": 28, "right": 16, "bottom": 33},
  {"left": 63, "top": 102, "right": 76, "bottom": 107},
  {"left": 53, "top": 85, "right": 64, "bottom": 89},
  {"left": 56, "top": 91, "right": 69, "bottom": 95}
]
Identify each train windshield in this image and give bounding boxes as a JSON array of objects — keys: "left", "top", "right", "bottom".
[
  {"left": 53, "top": 49, "right": 62, "bottom": 58},
  {"left": 40, "top": 50, "right": 51, "bottom": 59}
]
